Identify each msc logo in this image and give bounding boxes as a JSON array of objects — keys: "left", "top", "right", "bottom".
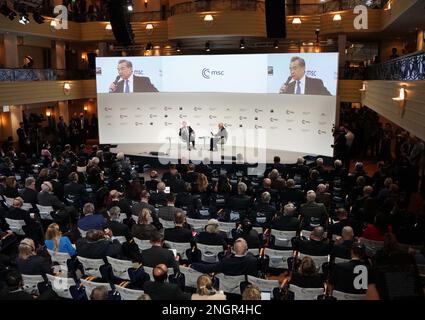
[
  {"left": 164, "top": 122, "right": 173, "bottom": 126},
  {"left": 318, "top": 130, "right": 327, "bottom": 135},
  {"left": 104, "top": 107, "right": 112, "bottom": 112},
  {"left": 306, "top": 70, "right": 317, "bottom": 77},
  {"left": 209, "top": 107, "right": 217, "bottom": 111},
  {"left": 302, "top": 112, "right": 311, "bottom": 115},
  {"left": 255, "top": 125, "right": 263, "bottom": 129},
  {"left": 202, "top": 68, "right": 224, "bottom": 79},
  {"left": 302, "top": 120, "right": 311, "bottom": 125},
  {"left": 255, "top": 108, "right": 263, "bottom": 113},
  {"left": 137, "top": 107, "right": 143, "bottom": 111},
  {"left": 134, "top": 115, "right": 142, "bottom": 118},
  {"left": 119, "top": 107, "right": 127, "bottom": 111},
  {"left": 286, "top": 110, "right": 295, "bottom": 115},
  {"left": 135, "top": 122, "right": 143, "bottom": 126},
  {"left": 149, "top": 107, "right": 157, "bottom": 110},
  {"left": 120, "top": 115, "right": 128, "bottom": 119},
  {"left": 224, "top": 123, "right": 232, "bottom": 127}
]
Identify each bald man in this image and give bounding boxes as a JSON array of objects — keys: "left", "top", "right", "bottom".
[
  {"left": 143, "top": 264, "right": 191, "bottom": 300},
  {"left": 210, "top": 123, "right": 228, "bottom": 151}
]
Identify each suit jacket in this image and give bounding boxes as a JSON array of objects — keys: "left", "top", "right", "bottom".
[
  {"left": 282, "top": 76, "right": 331, "bottom": 96},
  {"left": 271, "top": 215, "right": 299, "bottom": 231},
  {"left": 114, "top": 75, "right": 158, "bottom": 93},
  {"left": 164, "top": 226, "right": 192, "bottom": 243},
  {"left": 300, "top": 202, "right": 328, "bottom": 230},
  {"left": 20, "top": 188, "right": 38, "bottom": 205},
  {"left": 76, "top": 238, "right": 122, "bottom": 260},
  {"left": 141, "top": 245, "right": 179, "bottom": 272},
  {"left": 192, "top": 253, "right": 258, "bottom": 276},
  {"left": 292, "top": 238, "right": 330, "bottom": 256},
  {"left": 143, "top": 281, "right": 190, "bottom": 300},
  {"left": 37, "top": 191, "right": 65, "bottom": 210},
  {"left": 105, "top": 220, "right": 131, "bottom": 238},
  {"left": 179, "top": 126, "right": 194, "bottom": 140},
  {"left": 158, "top": 205, "right": 183, "bottom": 221}
]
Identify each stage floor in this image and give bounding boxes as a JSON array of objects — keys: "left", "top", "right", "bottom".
[{"left": 110, "top": 143, "right": 316, "bottom": 165}]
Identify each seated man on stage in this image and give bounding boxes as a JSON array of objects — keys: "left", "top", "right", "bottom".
[
  {"left": 210, "top": 123, "right": 228, "bottom": 151},
  {"left": 179, "top": 121, "right": 195, "bottom": 150}
]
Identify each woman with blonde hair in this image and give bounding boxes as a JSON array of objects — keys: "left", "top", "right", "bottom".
[
  {"left": 192, "top": 173, "right": 211, "bottom": 207},
  {"left": 16, "top": 238, "right": 52, "bottom": 275},
  {"left": 44, "top": 223, "right": 76, "bottom": 256},
  {"left": 191, "top": 275, "right": 226, "bottom": 300},
  {"left": 131, "top": 208, "right": 156, "bottom": 240}
]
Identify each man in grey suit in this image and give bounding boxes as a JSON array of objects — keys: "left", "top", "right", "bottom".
[
  {"left": 279, "top": 56, "right": 331, "bottom": 96},
  {"left": 300, "top": 190, "right": 328, "bottom": 231},
  {"left": 157, "top": 193, "right": 184, "bottom": 221}
]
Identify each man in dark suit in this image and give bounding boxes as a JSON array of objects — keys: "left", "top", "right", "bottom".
[
  {"left": 292, "top": 226, "right": 330, "bottom": 256},
  {"left": 179, "top": 121, "right": 196, "bottom": 150},
  {"left": 164, "top": 211, "right": 192, "bottom": 243},
  {"left": 191, "top": 238, "right": 258, "bottom": 276},
  {"left": 279, "top": 56, "right": 331, "bottom": 96},
  {"left": 63, "top": 172, "right": 88, "bottom": 208},
  {"left": 19, "top": 177, "right": 37, "bottom": 206},
  {"left": 141, "top": 231, "right": 179, "bottom": 273},
  {"left": 158, "top": 193, "right": 184, "bottom": 221},
  {"left": 143, "top": 264, "right": 190, "bottom": 300},
  {"left": 105, "top": 206, "right": 131, "bottom": 238},
  {"left": 109, "top": 59, "right": 158, "bottom": 93},
  {"left": 300, "top": 190, "right": 328, "bottom": 231},
  {"left": 16, "top": 122, "right": 28, "bottom": 152}
]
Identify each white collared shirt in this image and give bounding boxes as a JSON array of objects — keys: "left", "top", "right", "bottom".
[
  {"left": 122, "top": 74, "right": 134, "bottom": 93},
  {"left": 292, "top": 75, "right": 306, "bottom": 95}
]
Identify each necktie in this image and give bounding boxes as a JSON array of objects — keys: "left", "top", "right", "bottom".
[
  {"left": 296, "top": 80, "right": 301, "bottom": 95},
  {"left": 124, "top": 80, "right": 129, "bottom": 93}
]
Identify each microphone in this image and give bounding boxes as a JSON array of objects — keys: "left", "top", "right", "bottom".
[
  {"left": 109, "top": 75, "right": 121, "bottom": 92},
  {"left": 280, "top": 76, "right": 292, "bottom": 94}
]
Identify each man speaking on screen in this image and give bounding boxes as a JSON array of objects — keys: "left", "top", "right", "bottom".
[
  {"left": 210, "top": 123, "right": 228, "bottom": 151},
  {"left": 279, "top": 56, "right": 331, "bottom": 96},
  {"left": 109, "top": 59, "right": 158, "bottom": 93}
]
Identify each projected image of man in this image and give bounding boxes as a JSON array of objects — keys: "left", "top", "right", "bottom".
[
  {"left": 279, "top": 56, "right": 331, "bottom": 96},
  {"left": 210, "top": 123, "right": 228, "bottom": 151},
  {"left": 109, "top": 59, "right": 158, "bottom": 93},
  {"left": 179, "top": 121, "right": 195, "bottom": 151}
]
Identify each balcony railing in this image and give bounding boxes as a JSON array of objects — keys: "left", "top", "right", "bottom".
[
  {"left": 170, "top": 0, "right": 265, "bottom": 16},
  {"left": 170, "top": 0, "right": 385, "bottom": 16},
  {"left": 367, "top": 51, "right": 425, "bottom": 80},
  {"left": 0, "top": 69, "right": 96, "bottom": 82}
]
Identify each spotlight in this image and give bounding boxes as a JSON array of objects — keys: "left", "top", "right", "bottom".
[
  {"left": 176, "top": 42, "right": 181, "bottom": 52},
  {"left": 126, "top": 1, "right": 133, "bottom": 12},
  {"left": 205, "top": 41, "right": 210, "bottom": 52},
  {"left": 19, "top": 13, "right": 29, "bottom": 25},
  {"left": 273, "top": 40, "right": 279, "bottom": 49},
  {"left": 240, "top": 38, "right": 245, "bottom": 50},
  {"left": 33, "top": 12, "right": 45, "bottom": 24}
]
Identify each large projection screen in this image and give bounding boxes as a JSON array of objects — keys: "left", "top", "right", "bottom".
[{"left": 96, "top": 53, "right": 338, "bottom": 158}]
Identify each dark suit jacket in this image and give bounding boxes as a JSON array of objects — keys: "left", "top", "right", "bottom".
[
  {"left": 283, "top": 76, "right": 331, "bottom": 96},
  {"left": 143, "top": 281, "right": 190, "bottom": 300},
  {"left": 191, "top": 253, "right": 258, "bottom": 276},
  {"left": 158, "top": 205, "right": 183, "bottom": 221},
  {"left": 292, "top": 238, "right": 330, "bottom": 256},
  {"left": 164, "top": 226, "right": 192, "bottom": 243},
  {"left": 331, "top": 260, "right": 368, "bottom": 294},
  {"left": 76, "top": 238, "right": 122, "bottom": 260},
  {"left": 141, "top": 245, "right": 179, "bottom": 272},
  {"left": 37, "top": 191, "right": 65, "bottom": 210},
  {"left": 114, "top": 75, "right": 158, "bottom": 93},
  {"left": 105, "top": 220, "right": 130, "bottom": 238},
  {"left": 271, "top": 215, "right": 299, "bottom": 231},
  {"left": 20, "top": 188, "right": 38, "bottom": 205}
]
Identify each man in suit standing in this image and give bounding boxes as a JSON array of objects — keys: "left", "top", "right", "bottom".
[
  {"left": 179, "top": 121, "right": 195, "bottom": 150},
  {"left": 16, "top": 122, "right": 28, "bottom": 153},
  {"left": 279, "top": 56, "right": 331, "bottom": 96},
  {"left": 109, "top": 59, "right": 158, "bottom": 93},
  {"left": 210, "top": 123, "right": 228, "bottom": 151}
]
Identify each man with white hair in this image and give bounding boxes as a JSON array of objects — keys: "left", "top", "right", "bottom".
[
  {"left": 78, "top": 202, "right": 107, "bottom": 232},
  {"left": 37, "top": 181, "right": 65, "bottom": 210},
  {"left": 289, "top": 157, "right": 309, "bottom": 181},
  {"left": 191, "top": 238, "right": 258, "bottom": 276},
  {"left": 270, "top": 202, "right": 299, "bottom": 231},
  {"left": 150, "top": 182, "right": 168, "bottom": 207},
  {"left": 228, "top": 182, "right": 251, "bottom": 215},
  {"left": 300, "top": 190, "right": 328, "bottom": 231},
  {"left": 250, "top": 191, "right": 277, "bottom": 227},
  {"left": 280, "top": 178, "right": 305, "bottom": 206}
]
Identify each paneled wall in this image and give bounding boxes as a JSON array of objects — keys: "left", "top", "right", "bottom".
[
  {"left": 362, "top": 80, "right": 425, "bottom": 141},
  {"left": 338, "top": 80, "right": 362, "bottom": 103}
]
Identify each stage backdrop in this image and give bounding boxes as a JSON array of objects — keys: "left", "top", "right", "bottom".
[{"left": 96, "top": 53, "right": 338, "bottom": 157}]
